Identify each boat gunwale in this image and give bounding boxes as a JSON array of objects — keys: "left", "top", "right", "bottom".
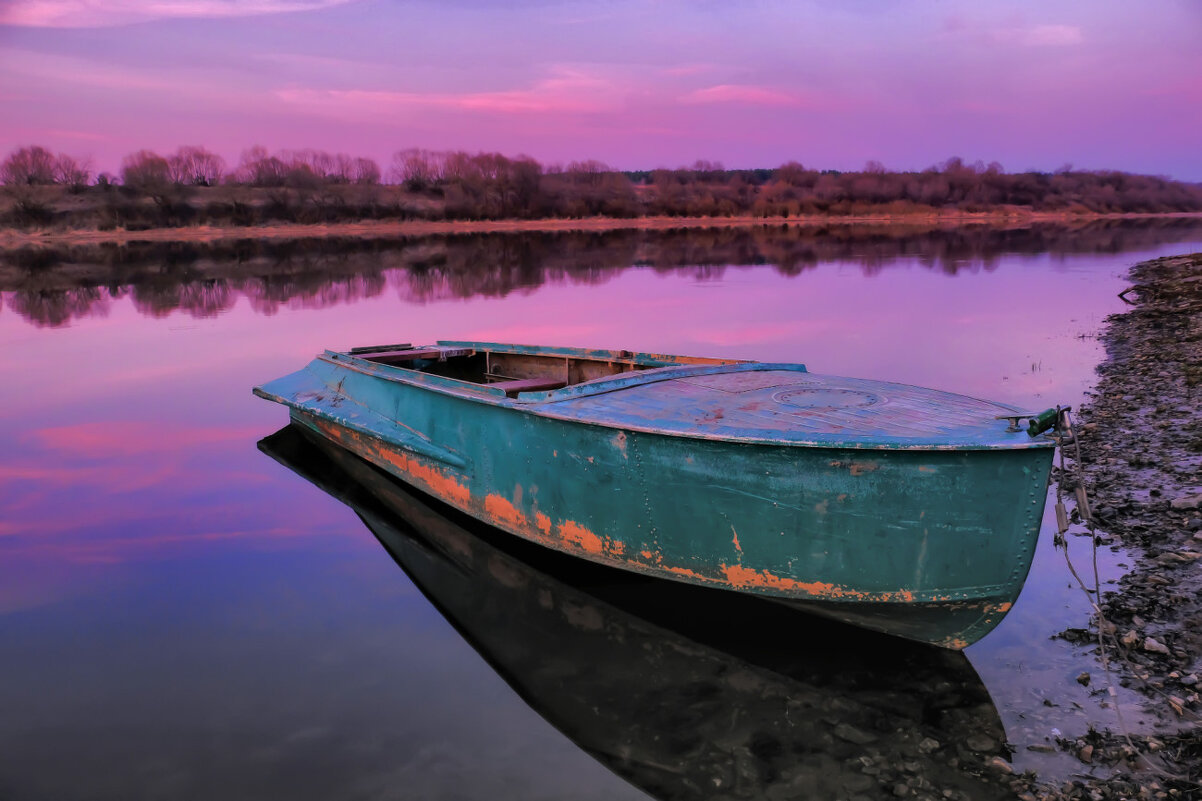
[
  {"left": 307, "top": 349, "right": 1056, "bottom": 452},
  {"left": 320, "top": 344, "right": 797, "bottom": 405}
]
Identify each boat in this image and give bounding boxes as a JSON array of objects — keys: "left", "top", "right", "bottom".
[
  {"left": 254, "top": 340, "right": 1058, "bottom": 648},
  {"left": 259, "top": 424, "right": 1015, "bottom": 801}
]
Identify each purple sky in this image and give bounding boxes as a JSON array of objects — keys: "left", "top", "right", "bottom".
[{"left": 1, "top": 0, "right": 1200, "bottom": 180}]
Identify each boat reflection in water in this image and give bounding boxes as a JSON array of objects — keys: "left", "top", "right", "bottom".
[{"left": 260, "top": 425, "right": 1016, "bottom": 801}]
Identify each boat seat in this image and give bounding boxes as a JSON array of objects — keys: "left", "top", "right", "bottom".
[
  {"left": 361, "top": 347, "right": 473, "bottom": 364},
  {"left": 490, "top": 377, "right": 568, "bottom": 397}
]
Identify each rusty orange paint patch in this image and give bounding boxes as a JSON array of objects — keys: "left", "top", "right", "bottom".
[
  {"left": 717, "top": 562, "right": 917, "bottom": 602},
  {"left": 534, "top": 511, "right": 552, "bottom": 534},
  {"left": 611, "top": 430, "right": 628, "bottom": 457},
  {"left": 731, "top": 526, "right": 742, "bottom": 553},
  {"left": 316, "top": 419, "right": 472, "bottom": 508},
  {"left": 555, "top": 519, "right": 603, "bottom": 555},
  {"left": 662, "top": 564, "right": 708, "bottom": 581},
  {"left": 484, "top": 493, "right": 528, "bottom": 530},
  {"left": 556, "top": 519, "right": 625, "bottom": 556},
  {"left": 829, "top": 459, "right": 880, "bottom": 476}
]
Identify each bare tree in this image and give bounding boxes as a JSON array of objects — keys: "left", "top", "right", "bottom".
[
  {"left": 1, "top": 146, "right": 58, "bottom": 185},
  {"left": 121, "top": 150, "right": 171, "bottom": 192},
  {"left": 351, "top": 157, "right": 380, "bottom": 185},
  {"left": 53, "top": 154, "right": 93, "bottom": 192},
  {"left": 168, "top": 146, "right": 225, "bottom": 186},
  {"left": 391, "top": 148, "right": 445, "bottom": 189},
  {"left": 235, "top": 146, "right": 288, "bottom": 187}
]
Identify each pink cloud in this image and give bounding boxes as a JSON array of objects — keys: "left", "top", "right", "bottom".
[
  {"left": 1020, "top": 24, "right": 1084, "bottom": 46},
  {"left": 277, "top": 70, "right": 627, "bottom": 117},
  {"left": 42, "top": 128, "right": 110, "bottom": 141},
  {"left": 0, "top": 0, "right": 355, "bottom": 27},
  {"left": 680, "top": 84, "right": 804, "bottom": 107}
]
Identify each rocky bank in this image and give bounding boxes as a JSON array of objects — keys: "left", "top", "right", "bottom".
[{"left": 1013, "top": 253, "right": 1202, "bottom": 800}]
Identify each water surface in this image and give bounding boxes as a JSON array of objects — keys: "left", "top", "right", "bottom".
[{"left": 2, "top": 222, "right": 1201, "bottom": 799}]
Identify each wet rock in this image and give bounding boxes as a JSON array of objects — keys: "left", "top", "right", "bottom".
[
  {"left": 1079, "top": 744, "right": 1094, "bottom": 763},
  {"left": 1076, "top": 671, "right": 1091, "bottom": 686},
  {"left": 917, "top": 737, "right": 940, "bottom": 754},
  {"left": 986, "top": 756, "right": 1012, "bottom": 774},
  {"left": 1142, "top": 637, "right": 1170, "bottom": 655},
  {"left": 1121, "top": 630, "right": 1140, "bottom": 647},
  {"left": 1169, "top": 493, "right": 1202, "bottom": 510},
  {"left": 833, "top": 723, "right": 877, "bottom": 745},
  {"left": 964, "top": 734, "right": 995, "bottom": 752}
]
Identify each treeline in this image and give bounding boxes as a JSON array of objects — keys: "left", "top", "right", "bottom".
[
  {"left": 6, "top": 218, "right": 1202, "bottom": 328},
  {"left": 4, "top": 144, "right": 1202, "bottom": 230}
]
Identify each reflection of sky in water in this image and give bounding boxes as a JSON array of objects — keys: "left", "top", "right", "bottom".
[{"left": 1, "top": 235, "right": 1201, "bottom": 796}]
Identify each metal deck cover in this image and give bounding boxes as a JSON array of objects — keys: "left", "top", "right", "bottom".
[{"left": 536, "top": 369, "right": 1045, "bottom": 450}]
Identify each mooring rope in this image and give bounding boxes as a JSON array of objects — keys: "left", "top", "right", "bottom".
[{"left": 1053, "top": 409, "right": 1200, "bottom": 786}]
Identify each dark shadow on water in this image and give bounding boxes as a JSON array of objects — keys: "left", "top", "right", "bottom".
[
  {"left": 259, "top": 424, "right": 1019, "bottom": 800},
  {"left": 5, "top": 218, "right": 1202, "bottom": 327}
]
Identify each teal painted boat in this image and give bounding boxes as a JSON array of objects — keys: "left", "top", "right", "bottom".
[{"left": 254, "top": 340, "right": 1058, "bottom": 648}]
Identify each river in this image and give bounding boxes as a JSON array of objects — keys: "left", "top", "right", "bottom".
[{"left": 2, "top": 221, "right": 1201, "bottom": 799}]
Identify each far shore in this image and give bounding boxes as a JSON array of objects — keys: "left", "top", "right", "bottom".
[{"left": 5, "top": 210, "right": 1202, "bottom": 249}]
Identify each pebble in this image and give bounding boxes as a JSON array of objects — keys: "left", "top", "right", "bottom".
[
  {"left": 833, "top": 722, "right": 877, "bottom": 745},
  {"left": 1143, "top": 637, "right": 1170, "bottom": 655},
  {"left": 965, "top": 734, "right": 995, "bottom": 752},
  {"left": 986, "top": 756, "right": 1013, "bottom": 774},
  {"left": 1170, "top": 493, "right": 1202, "bottom": 510}
]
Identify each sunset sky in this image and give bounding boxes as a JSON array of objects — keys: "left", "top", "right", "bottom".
[{"left": 1, "top": 0, "right": 1199, "bottom": 180}]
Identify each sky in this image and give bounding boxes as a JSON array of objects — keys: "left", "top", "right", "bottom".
[{"left": 1, "top": 0, "right": 1200, "bottom": 180}]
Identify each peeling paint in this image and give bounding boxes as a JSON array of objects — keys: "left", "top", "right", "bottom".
[
  {"left": 731, "top": 526, "right": 742, "bottom": 553},
  {"left": 717, "top": 562, "right": 917, "bottom": 602},
  {"left": 484, "top": 493, "right": 528, "bottom": 530},
  {"left": 828, "top": 459, "right": 880, "bottom": 476},
  {"left": 316, "top": 419, "right": 472, "bottom": 507},
  {"left": 557, "top": 519, "right": 625, "bottom": 557}
]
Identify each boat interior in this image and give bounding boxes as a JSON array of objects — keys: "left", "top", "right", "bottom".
[{"left": 345, "top": 341, "right": 743, "bottom": 398}]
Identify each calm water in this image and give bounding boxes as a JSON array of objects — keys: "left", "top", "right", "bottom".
[{"left": 3, "top": 223, "right": 1202, "bottom": 799}]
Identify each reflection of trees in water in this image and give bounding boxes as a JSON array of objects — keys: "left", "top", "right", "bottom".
[
  {"left": 240, "top": 272, "right": 390, "bottom": 315},
  {"left": 5, "top": 287, "right": 110, "bottom": 327},
  {"left": 4, "top": 219, "right": 1202, "bottom": 327},
  {"left": 129, "top": 279, "right": 235, "bottom": 319}
]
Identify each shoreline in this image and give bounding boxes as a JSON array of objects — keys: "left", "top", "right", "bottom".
[
  {"left": 1015, "top": 253, "right": 1202, "bottom": 799},
  {"left": 4, "top": 211, "right": 1202, "bottom": 249}
]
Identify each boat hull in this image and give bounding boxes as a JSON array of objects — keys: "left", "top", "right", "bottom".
[
  {"left": 258, "top": 424, "right": 1015, "bottom": 801},
  {"left": 276, "top": 358, "right": 1053, "bottom": 649}
]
